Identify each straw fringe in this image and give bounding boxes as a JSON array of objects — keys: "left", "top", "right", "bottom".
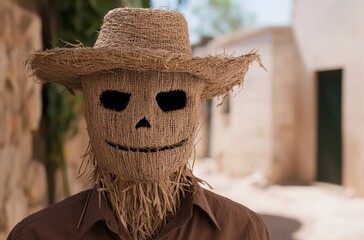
[
  {"left": 80, "top": 145, "right": 196, "bottom": 240},
  {"left": 26, "top": 48, "right": 261, "bottom": 100}
]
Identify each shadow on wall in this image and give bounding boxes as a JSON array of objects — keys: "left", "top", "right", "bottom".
[{"left": 260, "top": 214, "right": 302, "bottom": 240}]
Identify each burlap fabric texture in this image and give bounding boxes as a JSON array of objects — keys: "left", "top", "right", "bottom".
[
  {"left": 26, "top": 8, "right": 263, "bottom": 100},
  {"left": 82, "top": 69, "right": 204, "bottom": 182}
]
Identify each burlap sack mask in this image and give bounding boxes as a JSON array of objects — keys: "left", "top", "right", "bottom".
[
  {"left": 82, "top": 69, "right": 204, "bottom": 181},
  {"left": 26, "top": 8, "right": 263, "bottom": 182}
]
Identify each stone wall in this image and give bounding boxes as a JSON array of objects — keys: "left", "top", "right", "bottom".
[{"left": 0, "top": 1, "right": 44, "bottom": 238}]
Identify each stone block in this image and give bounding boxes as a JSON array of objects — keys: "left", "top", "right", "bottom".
[
  {"left": 3, "top": 112, "right": 12, "bottom": 146},
  {"left": 24, "top": 160, "right": 46, "bottom": 205},
  {"left": 0, "top": 207, "right": 5, "bottom": 232},
  {"left": 0, "top": 40, "right": 8, "bottom": 92},
  {"left": 9, "top": 113, "right": 23, "bottom": 145},
  {"left": 19, "top": 132, "right": 32, "bottom": 167},
  {"left": 2, "top": 5, "right": 16, "bottom": 49},
  {"left": 22, "top": 8, "right": 42, "bottom": 63},
  {"left": 23, "top": 85, "right": 41, "bottom": 131},
  {"left": 0, "top": 232, "right": 6, "bottom": 240},
  {"left": 0, "top": 149, "right": 11, "bottom": 233},
  {"left": 6, "top": 50, "right": 22, "bottom": 113},
  {"left": 5, "top": 145, "right": 26, "bottom": 193},
  {"left": 0, "top": 100, "right": 6, "bottom": 147},
  {"left": 5, "top": 188, "right": 28, "bottom": 233}
]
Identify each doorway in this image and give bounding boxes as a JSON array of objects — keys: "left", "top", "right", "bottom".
[{"left": 316, "top": 69, "right": 342, "bottom": 185}]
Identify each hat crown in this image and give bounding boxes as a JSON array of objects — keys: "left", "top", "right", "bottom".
[{"left": 95, "top": 8, "right": 192, "bottom": 55}]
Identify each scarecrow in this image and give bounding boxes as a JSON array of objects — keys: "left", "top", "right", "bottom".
[{"left": 8, "top": 8, "right": 269, "bottom": 240}]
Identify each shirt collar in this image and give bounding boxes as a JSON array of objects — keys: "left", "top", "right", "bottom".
[
  {"left": 190, "top": 181, "right": 220, "bottom": 230},
  {"left": 77, "top": 187, "right": 130, "bottom": 239}
]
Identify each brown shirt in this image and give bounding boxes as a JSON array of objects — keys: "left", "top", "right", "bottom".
[{"left": 8, "top": 183, "right": 270, "bottom": 240}]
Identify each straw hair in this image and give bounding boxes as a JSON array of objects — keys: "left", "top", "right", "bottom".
[
  {"left": 82, "top": 144, "right": 195, "bottom": 240},
  {"left": 25, "top": 8, "right": 263, "bottom": 100}
]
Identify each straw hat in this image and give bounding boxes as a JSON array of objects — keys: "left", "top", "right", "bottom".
[{"left": 26, "top": 8, "right": 262, "bottom": 100}]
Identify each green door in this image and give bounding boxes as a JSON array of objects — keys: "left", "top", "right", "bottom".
[{"left": 316, "top": 69, "right": 342, "bottom": 185}]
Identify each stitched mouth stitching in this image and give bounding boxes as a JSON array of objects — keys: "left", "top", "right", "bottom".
[{"left": 105, "top": 139, "right": 187, "bottom": 153}]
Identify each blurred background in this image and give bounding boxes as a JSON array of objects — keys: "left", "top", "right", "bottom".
[{"left": 1, "top": 0, "right": 364, "bottom": 239}]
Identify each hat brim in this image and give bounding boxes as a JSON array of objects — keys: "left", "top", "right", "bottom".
[{"left": 26, "top": 46, "right": 263, "bottom": 100}]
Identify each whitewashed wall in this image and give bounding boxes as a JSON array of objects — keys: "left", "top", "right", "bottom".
[
  {"left": 194, "top": 27, "right": 300, "bottom": 181},
  {"left": 293, "top": 0, "right": 364, "bottom": 195}
]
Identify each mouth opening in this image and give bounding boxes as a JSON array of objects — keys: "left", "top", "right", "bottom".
[{"left": 105, "top": 139, "right": 187, "bottom": 153}]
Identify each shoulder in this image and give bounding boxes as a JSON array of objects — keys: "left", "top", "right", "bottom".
[
  {"left": 8, "top": 189, "right": 91, "bottom": 240},
  {"left": 203, "top": 188, "right": 258, "bottom": 218},
  {"left": 203, "top": 189, "right": 270, "bottom": 239}
]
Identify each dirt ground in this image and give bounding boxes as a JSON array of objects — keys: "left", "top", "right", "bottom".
[{"left": 193, "top": 159, "right": 364, "bottom": 240}]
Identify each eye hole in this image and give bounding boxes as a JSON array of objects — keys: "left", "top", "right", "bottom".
[
  {"left": 156, "top": 90, "right": 186, "bottom": 112},
  {"left": 99, "top": 90, "right": 131, "bottom": 112}
]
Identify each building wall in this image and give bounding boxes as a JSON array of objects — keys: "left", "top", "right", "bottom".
[
  {"left": 218, "top": 32, "right": 273, "bottom": 177},
  {"left": 194, "top": 29, "right": 275, "bottom": 177},
  {"left": 0, "top": 1, "right": 44, "bottom": 238},
  {"left": 293, "top": 0, "right": 364, "bottom": 195},
  {"left": 271, "top": 28, "right": 300, "bottom": 183},
  {"left": 194, "top": 27, "right": 302, "bottom": 183}
]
